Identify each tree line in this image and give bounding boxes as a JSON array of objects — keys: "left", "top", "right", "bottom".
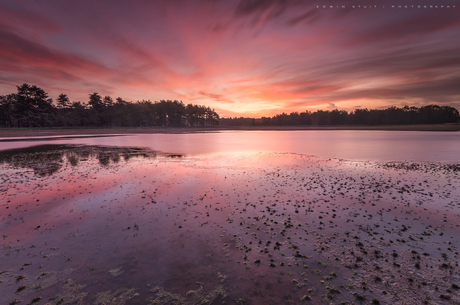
[
  {"left": 252, "top": 105, "right": 459, "bottom": 126},
  {"left": 0, "top": 83, "right": 219, "bottom": 128}
]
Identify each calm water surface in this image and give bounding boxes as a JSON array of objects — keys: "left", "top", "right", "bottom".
[{"left": 1, "top": 130, "right": 459, "bottom": 162}]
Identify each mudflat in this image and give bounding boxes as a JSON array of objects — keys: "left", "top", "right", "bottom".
[{"left": 1, "top": 145, "right": 459, "bottom": 304}]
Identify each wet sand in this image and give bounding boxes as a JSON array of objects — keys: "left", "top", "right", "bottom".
[
  {"left": 0, "top": 123, "right": 459, "bottom": 139},
  {"left": 1, "top": 145, "right": 459, "bottom": 304}
]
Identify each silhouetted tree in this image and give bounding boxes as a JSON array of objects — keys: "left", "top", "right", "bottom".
[
  {"left": 236, "top": 105, "right": 460, "bottom": 127},
  {"left": 69, "top": 101, "right": 87, "bottom": 127},
  {"left": 205, "top": 106, "right": 219, "bottom": 126},
  {"left": 112, "top": 97, "right": 130, "bottom": 126},
  {"left": 0, "top": 94, "right": 15, "bottom": 127},
  {"left": 13, "top": 83, "right": 55, "bottom": 127},
  {"left": 185, "top": 104, "right": 200, "bottom": 126},
  {"left": 103, "top": 95, "right": 114, "bottom": 126},
  {"left": 88, "top": 93, "right": 105, "bottom": 126},
  {"left": 56, "top": 93, "right": 70, "bottom": 127}
]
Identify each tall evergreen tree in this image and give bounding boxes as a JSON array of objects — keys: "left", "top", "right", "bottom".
[{"left": 13, "top": 83, "right": 55, "bottom": 127}]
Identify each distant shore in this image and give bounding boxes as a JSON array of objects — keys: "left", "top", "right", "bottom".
[{"left": 0, "top": 124, "right": 459, "bottom": 138}]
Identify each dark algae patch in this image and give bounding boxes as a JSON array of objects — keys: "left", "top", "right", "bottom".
[
  {"left": 0, "top": 145, "right": 459, "bottom": 304},
  {"left": 0, "top": 144, "right": 159, "bottom": 176}
]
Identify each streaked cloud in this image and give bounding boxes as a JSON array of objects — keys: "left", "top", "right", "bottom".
[{"left": 0, "top": 0, "right": 459, "bottom": 117}]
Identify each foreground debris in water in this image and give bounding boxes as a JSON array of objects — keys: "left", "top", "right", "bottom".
[{"left": 1, "top": 145, "right": 459, "bottom": 304}]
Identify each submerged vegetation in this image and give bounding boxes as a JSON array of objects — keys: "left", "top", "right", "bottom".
[
  {"left": 0, "top": 83, "right": 219, "bottom": 128},
  {"left": 0, "top": 145, "right": 159, "bottom": 176}
]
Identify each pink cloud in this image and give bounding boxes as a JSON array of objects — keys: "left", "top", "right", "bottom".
[
  {"left": 0, "top": 2, "right": 61, "bottom": 37},
  {"left": 0, "top": 0, "right": 459, "bottom": 116}
]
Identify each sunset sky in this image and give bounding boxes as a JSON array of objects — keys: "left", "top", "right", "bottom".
[{"left": 1, "top": 0, "right": 459, "bottom": 117}]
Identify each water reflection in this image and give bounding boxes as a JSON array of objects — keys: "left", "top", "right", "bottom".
[
  {"left": 1, "top": 146, "right": 459, "bottom": 305},
  {"left": 0, "top": 144, "right": 163, "bottom": 176},
  {"left": 3, "top": 130, "right": 459, "bottom": 162}
]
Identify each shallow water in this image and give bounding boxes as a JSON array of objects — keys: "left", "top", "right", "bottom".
[{"left": 1, "top": 143, "right": 460, "bottom": 305}]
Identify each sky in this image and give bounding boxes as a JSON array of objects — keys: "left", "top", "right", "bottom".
[{"left": 0, "top": 0, "right": 459, "bottom": 118}]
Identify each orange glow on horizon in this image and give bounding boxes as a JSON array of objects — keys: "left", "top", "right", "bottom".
[{"left": 0, "top": 1, "right": 459, "bottom": 117}]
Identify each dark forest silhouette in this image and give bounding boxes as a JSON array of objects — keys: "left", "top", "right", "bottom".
[
  {"left": 0, "top": 83, "right": 219, "bottom": 128},
  {"left": 1, "top": 83, "right": 459, "bottom": 128},
  {"left": 221, "top": 106, "right": 460, "bottom": 127}
]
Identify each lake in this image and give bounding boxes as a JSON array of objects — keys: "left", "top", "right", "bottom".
[
  {"left": 1, "top": 130, "right": 460, "bottom": 162},
  {"left": 1, "top": 130, "right": 459, "bottom": 305}
]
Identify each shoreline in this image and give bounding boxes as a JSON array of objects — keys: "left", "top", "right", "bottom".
[{"left": 0, "top": 123, "right": 459, "bottom": 138}]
